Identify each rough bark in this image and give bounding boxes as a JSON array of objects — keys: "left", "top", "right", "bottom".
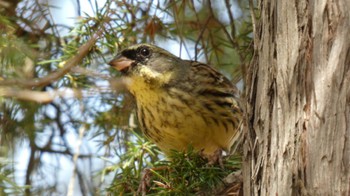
[{"left": 243, "top": 0, "right": 350, "bottom": 195}]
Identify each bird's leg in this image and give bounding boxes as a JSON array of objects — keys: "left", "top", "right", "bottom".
[{"left": 200, "top": 148, "right": 224, "bottom": 167}]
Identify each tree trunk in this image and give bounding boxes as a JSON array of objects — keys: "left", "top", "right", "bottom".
[{"left": 243, "top": 0, "right": 350, "bottom": 195}]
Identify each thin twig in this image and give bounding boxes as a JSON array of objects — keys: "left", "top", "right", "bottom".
[
  {"left": 194, "top": 17, "right": 212, "bottom": 61},
  {"left": 67, "top": 124, "right": 87, "bottom": 196},
  {"left": 224, "top": 0, "right": 236, "bottom": 40}
]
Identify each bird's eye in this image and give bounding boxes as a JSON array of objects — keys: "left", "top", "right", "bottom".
[{"left": 139, "top": 47, "right": 151, "bottom": 57}]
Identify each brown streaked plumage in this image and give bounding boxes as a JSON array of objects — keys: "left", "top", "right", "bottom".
[{"left": 109, "top": 44, "right": 242, "bottom": 156}]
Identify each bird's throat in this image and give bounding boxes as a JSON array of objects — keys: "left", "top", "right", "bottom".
[{"left": 124, "top": 66, "right": 174, "bottom": 97}]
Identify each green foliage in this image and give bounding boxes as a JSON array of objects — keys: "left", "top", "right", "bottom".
[
  {"left": 105, "top": 134, "right": 241, "bottom": 195},
  {"left": 149, "top": 151, "right": 241, "bottom": 195},
  {"left": 104, "top": 132, "right": 161, "bottom": 194}
]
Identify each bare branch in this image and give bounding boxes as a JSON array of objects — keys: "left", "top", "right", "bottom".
[
  {"left": 0, "top": 88, "right": 57, "bottom": 103},
  {"left": 0, "top": 84, "right": 120, "bottom": 103}
]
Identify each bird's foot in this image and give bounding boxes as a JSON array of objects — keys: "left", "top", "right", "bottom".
[{"left": 200, "top": 148, "right": 224, "bottom": 167}]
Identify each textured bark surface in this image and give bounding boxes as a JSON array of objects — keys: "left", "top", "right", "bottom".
[{"left": 243, "top": 0, "right": 350, "bottom": 195}]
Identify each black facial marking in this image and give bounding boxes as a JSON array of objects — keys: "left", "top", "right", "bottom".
[
  {"left": 121, "top": 45, "right": 153, "bottom": 65},
  {"left": 122, "top": 49, "right": 137, "bottom": 60}
]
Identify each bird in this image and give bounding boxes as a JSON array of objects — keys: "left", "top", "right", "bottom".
[{"left": 109, "top": 44, "right": 242, "bottom": 159}]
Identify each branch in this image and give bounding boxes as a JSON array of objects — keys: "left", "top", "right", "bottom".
[
  {"left": 67, "top": 125, "right": 87, "bottom": 196},
  {"left": 0, "top": 30, "right": 103, "bottom": 88},
  {"left": 0, "top": 84, "right": 120, "bottom": 103},
  {"left": 0, "top": 87, "right": 75, "bottom": 103}
]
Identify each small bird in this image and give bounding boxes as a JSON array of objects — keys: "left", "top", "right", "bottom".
[{"left": 109, "top": 44, "right": 242, "bottom": 158}]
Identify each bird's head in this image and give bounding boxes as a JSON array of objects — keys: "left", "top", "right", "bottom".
[{"left": 109, "top": 44, "right": 187, "bottom": 88}]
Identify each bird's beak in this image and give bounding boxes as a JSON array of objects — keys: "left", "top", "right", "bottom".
[{"left": 108, "top": 55, "right": 133, "bottom": 72}]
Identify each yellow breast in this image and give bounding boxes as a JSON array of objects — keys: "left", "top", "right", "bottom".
[{"left": 124, "top": 72, "right": 239, "bottom": 155}]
